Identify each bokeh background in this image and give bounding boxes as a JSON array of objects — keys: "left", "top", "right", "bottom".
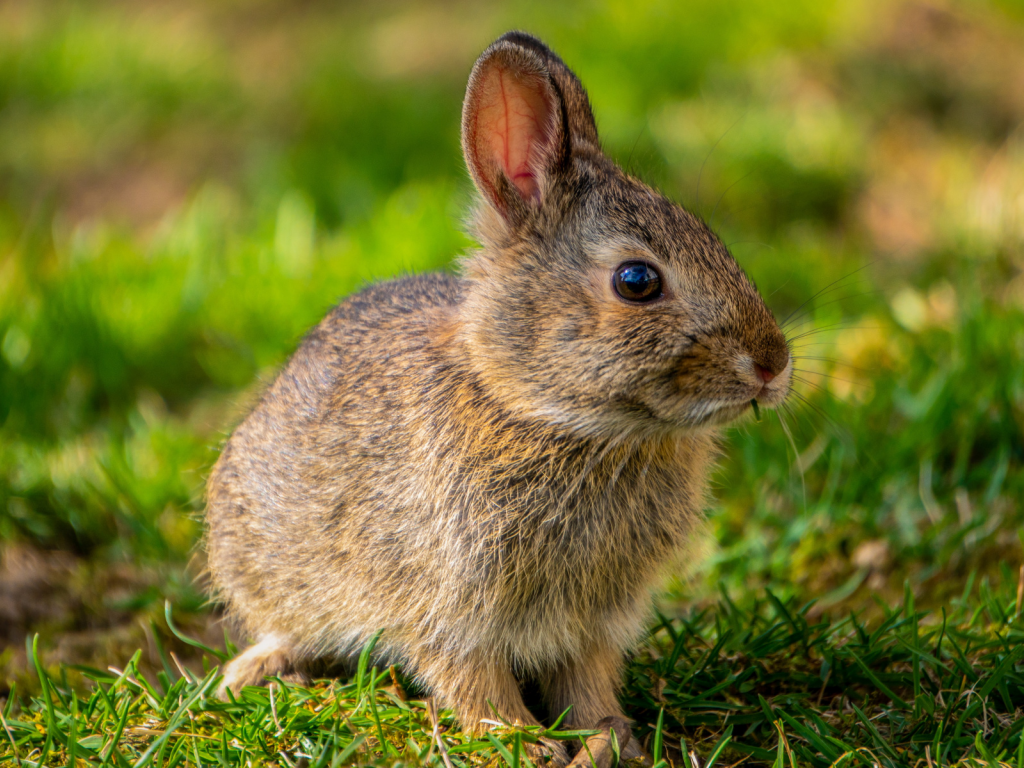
[{"left": 1, "top": 0, "right": 1023, "bottom": 689}]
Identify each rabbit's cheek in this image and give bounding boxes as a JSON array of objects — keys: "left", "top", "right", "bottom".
[
  {"left": 665, "top": 400, "right": 742, "bottom": 430},
  {"left": 704, "top": 402, "right": 756, "bottom": 427}
]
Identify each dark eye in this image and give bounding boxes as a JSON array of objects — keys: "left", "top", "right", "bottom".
[{"left": 613, "top": 261, "right": 662, "bottom": 303}]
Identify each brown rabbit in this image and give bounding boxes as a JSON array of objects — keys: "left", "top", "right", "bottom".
[{"left": 205, "top": 31, "right": 791, "bottom": 765}]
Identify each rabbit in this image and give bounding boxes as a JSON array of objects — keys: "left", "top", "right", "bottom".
[{"left": 204, "top": 30, "right": 791, "bottom": 766}]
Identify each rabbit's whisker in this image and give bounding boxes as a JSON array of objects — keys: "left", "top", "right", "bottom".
[{"left": 779, "top": 262, "right": 876, "bottom": 330}]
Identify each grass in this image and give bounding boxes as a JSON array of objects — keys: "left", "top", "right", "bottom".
[
  {"left": 2, "top": 0, "right": 1024, "bottom": 764},
  {"left": 7, "top": 584, "right": 1024, "bottom": 767}
]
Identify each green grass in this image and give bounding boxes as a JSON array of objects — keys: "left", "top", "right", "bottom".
[
  {"left": 7, "top": 584, "right": 1024, "bottom": 767},
  {"left": 2, "top": 0, "right": 1024, "bottom": 764}
]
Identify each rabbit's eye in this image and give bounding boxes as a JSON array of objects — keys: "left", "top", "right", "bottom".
[{"left": 613, "top": 262, "right": 662, "bottom": 303}]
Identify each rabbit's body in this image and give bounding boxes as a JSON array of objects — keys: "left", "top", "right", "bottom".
[
  {"left": 209, "top": 271, "right": 712, "bottom": 671},
  {"left": 206, "top": 31, "right": 791, "bottom": 764}
]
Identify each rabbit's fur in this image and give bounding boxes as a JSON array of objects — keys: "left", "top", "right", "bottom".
[{"left": 205, "top": 31, "right": 791, "bottom": 764}]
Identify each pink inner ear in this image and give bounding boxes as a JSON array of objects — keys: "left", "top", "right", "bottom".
[{"left": 474, "top": 66, "right": 553, "bottom": 203}]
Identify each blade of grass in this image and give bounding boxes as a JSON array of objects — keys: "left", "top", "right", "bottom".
[
  {"left": 652, "top": 708, "right": 665, "bottom": 765},
  {"left": 355, "top": 630, "right": 383, "bottom": 702},
  {"left": 367, "top": 667, "right": 394, "bottom": 757},
  {"left": 164, "top": 602, "right": 228, "bottom": 662},
  {"left": 487, "top": 731, "right": 518, "bottom": 767},
  {"left": 0, "top": 706, "right": 23, "bottom": 768},
  {"left": 842, "top": 647, "right": 910, "bottom": 708},
  {"left": 850, "top": 703, "right": 899, "bottom": 761},
  {"left": 28, "top": 634, "right": 57, "bottom": 763},
  {"left": 705, "top": 725, "right": 733, "bottom": 768}
]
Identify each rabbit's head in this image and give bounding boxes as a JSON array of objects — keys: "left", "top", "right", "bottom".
[{"left": 458, "top": 32, "right": 790, "bottom": 437}]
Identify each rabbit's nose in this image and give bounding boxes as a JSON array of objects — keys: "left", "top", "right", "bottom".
[
  {"left": 754, "top": 364, "right": 776, "bottom": 383},
  {"left": 754, "top": 345, "right": 790, "bottom": 382}
]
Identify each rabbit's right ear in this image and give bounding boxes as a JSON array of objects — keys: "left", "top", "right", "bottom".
[{"left": 462, "top": 32, "right": 599, "bottom": 226}]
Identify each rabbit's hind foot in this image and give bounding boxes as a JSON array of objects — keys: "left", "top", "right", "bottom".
[
  {"left": 218, "top": 633, "right": 307, "bottom": 698},
  {"left": 525, "top": 738, "right": 571, "bottom": 767}
]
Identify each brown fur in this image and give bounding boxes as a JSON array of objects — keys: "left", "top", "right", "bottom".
[{"left": 204, "top": 31, "right": 791, "bottom": 764}]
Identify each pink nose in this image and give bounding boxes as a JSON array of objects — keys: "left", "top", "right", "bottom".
[{"left": 755, "top": 363, "right": 777, "bottom": 383}]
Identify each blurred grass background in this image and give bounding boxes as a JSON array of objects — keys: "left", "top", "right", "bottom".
[{"left": 1, "top": 0, "right": 1023, "bottom": 710}]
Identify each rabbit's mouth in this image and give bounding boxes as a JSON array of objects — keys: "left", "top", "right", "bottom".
[
  {"left": 681, "top": 385, "right": 789, "bottom": 429},
  {"left": 673, "top": 359, "right": 791, "bottom": 428},
  {"left": 756, "top": 373, "right": 792, "bottom": 407}
]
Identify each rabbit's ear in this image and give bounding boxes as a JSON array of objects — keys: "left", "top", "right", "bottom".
[
  {"left": 462, "top": 32, "right": 598, "bottom": 225},
  {"left": 496, "top": 32, "right": 599, "bottom": 151}
]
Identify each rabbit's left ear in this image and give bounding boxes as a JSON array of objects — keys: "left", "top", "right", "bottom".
[{"left": 461, "top": 32, "right": 598, "bottom": 225}]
